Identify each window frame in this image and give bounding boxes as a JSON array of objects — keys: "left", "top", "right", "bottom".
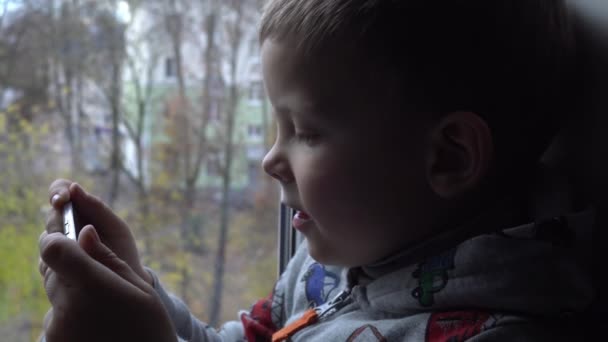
[{"left": 278, "top": 203, "right": 302, "bottom": 276}]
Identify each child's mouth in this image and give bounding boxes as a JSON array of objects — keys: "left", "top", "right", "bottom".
[{"left": 292, "top": 210, "right": 312, "bottom": 230}]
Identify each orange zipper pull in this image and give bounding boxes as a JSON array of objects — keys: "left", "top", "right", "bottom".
[
  {"left": 271, "top": 289, "right": 352, "bottom": 342},
  {"left": 272, "top": 309, "right": 319, "bottom": 342}
]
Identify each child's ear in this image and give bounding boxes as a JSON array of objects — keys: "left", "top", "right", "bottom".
[{"left": 426, "top": 111, "right": 493, "bottom": 199}]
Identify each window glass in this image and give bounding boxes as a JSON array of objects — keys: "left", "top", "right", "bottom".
[{"left": 0, "top": 1, "right": 278, "bottom": 340}]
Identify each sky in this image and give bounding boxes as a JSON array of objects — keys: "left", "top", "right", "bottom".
[
  {"left": 1, "top": 0, "right": 20, "bottom": 13},
  {"left": 0, "top": 0, "right": 132, "bottom": 23}
]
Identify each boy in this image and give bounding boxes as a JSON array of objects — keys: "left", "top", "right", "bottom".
[{"left": 39, "top": 0, "right": 594, "bottom": 341}]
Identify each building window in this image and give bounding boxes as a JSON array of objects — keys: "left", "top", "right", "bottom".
[
  {"left": 209, "top": 102, "right": 220, "bottom": 121},
  {"left": 248, "top": 124, "right": 262, "bottom": 138},
  {"left": 249, "top": 61, "right": 261, "bottom": 75},
  {"left": 249, "top": 81, "right": 264, "bottom": 102},
  {"left": 165, "top": 57, "right": 175, "bottom": 78},
  {"left": 249, "top": 37, "right": 259, "bottom": 56},
  {"left": 206, "top": 155, "right": 222, "bottom": 176}
]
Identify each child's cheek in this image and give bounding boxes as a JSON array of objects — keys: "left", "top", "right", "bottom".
[{"left": 303, "top": 157, "right": 368, "bottom": 222}]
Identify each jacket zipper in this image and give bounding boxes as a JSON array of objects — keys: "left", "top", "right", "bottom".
[{"left": 271, "top": 289, "right": 352, "bottom": 342}]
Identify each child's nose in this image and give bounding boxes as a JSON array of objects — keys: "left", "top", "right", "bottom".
[{"left": 262, "top": 145, "right": 293, "bottom": 183}]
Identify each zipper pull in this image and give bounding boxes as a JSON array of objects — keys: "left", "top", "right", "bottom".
[
  {"left": 315, "top": 289, "right": 352, "bottom": 319},
  {"left": 271, "top": 309, "right": 318, "bottom": 342},
  {"left": 271, "top": 289, "right": 352, "bottom": 342}
]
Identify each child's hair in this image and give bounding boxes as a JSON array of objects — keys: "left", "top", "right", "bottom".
[{"left": 260, "top": 0, "right": 578, "bottom": 177}]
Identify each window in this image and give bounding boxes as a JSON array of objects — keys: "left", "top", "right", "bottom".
[
  {"left": 209, "top": 101, "right": 220, "bottom": 121},
  {"left": 206, "top": 154, "right": 222, "bottom": 176},
  {"left": 165, "top": 57, "right": 175, "bottom": 78},
  {"left": 248, "top": 80, "right": 264, "bottom": 102},
  {"left": 249, "top": 36, "right": 259, "bottom": 56},
  {"left": 247, "top": 124, "right": 262, "bottom": 138},
  {"left": 279, "top": 204, "right": 302, "bottom": 275},
  {"left": 2, "top": 1, "right": 278, "bottom": 339}
]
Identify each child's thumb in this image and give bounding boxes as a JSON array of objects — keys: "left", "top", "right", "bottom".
[{"left": 78, "top": 225, "right": 150, "bottom": 291}]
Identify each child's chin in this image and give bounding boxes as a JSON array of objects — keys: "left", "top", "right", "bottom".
[
  {"left": 307, "top": 242, "right": 347, "bottom": 267},
  {"left": 307, "top": 242, "right": 331, "bottom": 264}
]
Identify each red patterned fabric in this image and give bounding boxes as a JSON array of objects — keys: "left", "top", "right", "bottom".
[
  {"left": 426, "top": 311, "right": 491, "bottom": 342},
  {"left": 240, "top": 294, "right": 278, "bottom": 342}
]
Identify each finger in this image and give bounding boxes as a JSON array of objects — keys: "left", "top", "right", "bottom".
[
  {"left": 40, "top": 265, "right": 84, "bottom": 342},
  {"left": 44, "top": 208, "right": 62, "bottom": 234},
  {"left": 42, "top": 260, "right": 76, "bottom": 307},
  {"left": 78, "top": 226, "right": 151, "bottom": 292},
  {"left": 48, "top": 179, "right": 73, "bottom": 209},
  {"left": 39, "top": 230, "right": 48, "bottom": 248},
  {"left": 40, "top": 230, "right": 148, "bottom": 297},
  {"left": 69, "top": 184, "right": 130, "bottom": 238},
  {"left": 43, "top": 268, "right": 57, "bottom": 299},
  {"left": 39, "top": 232, "right": 88, "bottom": 287},
  {"left": 38, "top": 257, "right": 48, "bottom": 277}
]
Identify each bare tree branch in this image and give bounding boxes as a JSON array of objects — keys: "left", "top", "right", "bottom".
[{"left": 119, "top": 157, "right": 140, "bottom": 187}]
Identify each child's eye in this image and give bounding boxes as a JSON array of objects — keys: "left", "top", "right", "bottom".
[{"left": 294, "top": 132, "right": 321, "bottom": 145}]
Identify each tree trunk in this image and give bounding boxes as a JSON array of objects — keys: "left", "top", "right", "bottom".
[
  {"left": 164, "top": 6, "right": 198, "bottom": 301},
  {"left": 74, "top": 73, "right": 85, "bottom": 176},
  {"left": 209, "top": 84, "right": 237, "bottom": 327},
  {"left": 181, "top": 7, "right": 218, "bottom": 256},
  {"left": 137, "top": 184, "right": 153, "bottom": 262},
  {"left": 108, "top": 56, "right": 122, "bottom": 208},
  {"left": 107, "top": 20, "right": 125, "bottom": 207},
  {"left": 208, "top": 0, "right": 243, "bottom": 324},
  {"left": 135, "top": 114, "right": 154, "bottom": 258},
  {"left": 63, "top": 71, "right": 78, "bottom": 176}
]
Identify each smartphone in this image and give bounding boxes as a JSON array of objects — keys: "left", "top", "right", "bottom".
[{"left": 63, "top": 202, "right": 77, "bottom": 240}]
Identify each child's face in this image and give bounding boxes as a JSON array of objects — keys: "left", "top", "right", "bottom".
[{"left": 261, "top": 39, "right": 436, "bottom": 267}]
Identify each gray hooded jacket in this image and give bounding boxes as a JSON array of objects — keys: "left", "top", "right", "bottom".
[{"left": 152, "top": 170, "right": 595, "bottom": 341}]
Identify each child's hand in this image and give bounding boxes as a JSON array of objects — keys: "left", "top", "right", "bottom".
[
  {"left": 44, "top": 179, "right": 152, "bottom": 285},
  {"left": 39, "top": 228, "right": 176, "bottom": 342}
]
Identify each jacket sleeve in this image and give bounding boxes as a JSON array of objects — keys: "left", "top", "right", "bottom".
[
  {"left": 149, "top": 268, "right": 246, "bottom": 342},
  {"left": 149, "top": 242, "right": 314, "bottom": 342}
]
